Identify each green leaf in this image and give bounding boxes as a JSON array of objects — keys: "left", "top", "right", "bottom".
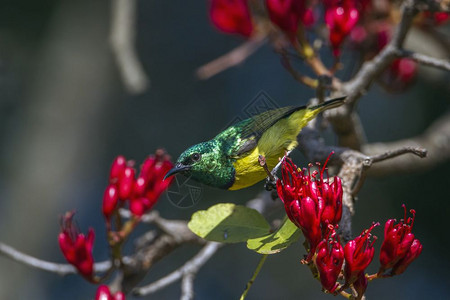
[
  {"left": 246, "top": 218, "right": 302, "bottom": 254},
  {"left": 188, "top": 203, "right": 271, "bottom": 243}
]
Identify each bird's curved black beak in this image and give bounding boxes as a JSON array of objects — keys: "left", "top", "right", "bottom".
[{"left": 164, "top": 163, "right": 191, "bottom": 180}]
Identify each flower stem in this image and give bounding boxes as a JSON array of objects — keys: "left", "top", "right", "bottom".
[
  {"left": 240, "top": 254, "right": 268, "bottom": 300},
  {"left": 339, "top": 290, "right": 353, "bottom": 299}
]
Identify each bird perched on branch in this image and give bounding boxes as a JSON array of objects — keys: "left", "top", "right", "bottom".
[{"left": 165, "top": 96, "right": 346, "bottom": 190}]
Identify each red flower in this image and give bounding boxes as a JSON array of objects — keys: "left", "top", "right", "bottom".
[
  {"left": 105, "top": 150, "right": 174, "bottom": 218},
  {"left": 127, "top": 150, "right": 174, "bottom": 217},
  {"left": 102, "top": 184, "right": 119, "bottom": 220},
  {"left": 266, "top": 0, "right": 308, "bottom": 39},
  {"left": 140, "top": 149, "right": 174, "bottom": 204},
  {"left": 276, "top": 154, "right": 343, "bottom": 261},
  {"left": 389, "top": 58, "right": 417, "bottom": 84},
  {"left": 424, "top": 11, "right": 450, "bottom": 26},
  {"left": 58, "top": 212, "right": 95, "bottom": 280},
  {"left": 277, "top": 158, "right": 322, "bottom": 259},
  {"left": 320, "top": 176, "right": 343, "bottom": 228},
  {"left": 344, "top": 222, "right": 378, "bottom": 285},
  {"left": 379, "top": 205, "right": 422, "bottom": 275},
  {"left": 325, "top": 0, "right": 360, "bottom": 56},
  {"left": 95, "top": 285, "right": 126, "bottom": 300},
  {"left": 210, "top": 0, "right": 254, "bottom": 37},
  {"left": 118, "top": 166, "right": 136, "bottom": 200},
  {"left": 432, "top": 12, "right": 450, "bottom": 25},
  {"left": 110, "top": 155, "right": 126, "bottom": 182},
  {"left": 391, "top": 238, "right": 423, "bottom": 275},
  {"left": 315, "top": 228, "right": 344, "bottom": 293}
]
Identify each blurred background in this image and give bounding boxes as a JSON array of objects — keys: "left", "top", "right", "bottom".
[{"left": 0, "top": 0, "right": 449, "bottom": 299}]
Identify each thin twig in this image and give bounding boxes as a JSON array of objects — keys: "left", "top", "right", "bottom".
[
  {"left": 369, "top": 146, "right": 427, "bottom": 163},
  {"left": 281, "top": 53, "right": 318, "bottom": 88},
  {"left": 398, "top": 50, "right": 450, "bottom": 72},
  {"left": 240, "top": 254, "right": 268, "bottom": 300},
  {"left": 258, "top": 155, "right": 275, "bottom": 182},
  {"left": 350, "top": 146, "right": 427, "bottom": 196},
  {"left": 271, "top": 150, "right": 292, "bottom": 177},
  {"left": 196, "top": 34, "right": 267, "bottom": 80},
  {"left": 110, "top": 0, "right": 150, "bottom": 94},
  {"left": 363, "top": 112, "right": 450, "bottom": 176},
  {"left": 119, "top": 208, "right": 158, "bottom": 223},
  {"left": 0, "top": 242, "right": 111, "bottom": 276},
  {"left": 133, "top": 242, "right": 223, "bottom": 296}
]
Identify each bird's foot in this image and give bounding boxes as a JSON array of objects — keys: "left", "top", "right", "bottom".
[{"left": 264, "top": 176, "right": 278, "bottom": 192}]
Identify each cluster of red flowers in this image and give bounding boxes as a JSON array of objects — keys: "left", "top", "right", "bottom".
[
  {"left": 208, "top": 0, "right": 449, "bottom": 89},
  {"left": 58, "top": 150, "right": 174, "bottom": 298},
  {"left": 324, "top": 0, "right": 360, "bottom": 56},
  {"left": 277, "top": 154, "right": 342, "bottom": 261},
  {"left": 58, "top": 211, "right": 95, "bottom": 280},
  {"left": 208, "top": 0, "right": 365, "bottom": 55},
  {"left": 379, "top": 205, "right": 423, "bottom": 276},
  {"left": 276, "top": 155, "right": 422, "bottom": 296},
  {"left": 104, "top": 150, "right": 174, "bottom": 219}
]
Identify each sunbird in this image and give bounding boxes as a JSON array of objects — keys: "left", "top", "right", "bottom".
[{"left": 165, "top": 96, "right": 346, "bottom": 190}]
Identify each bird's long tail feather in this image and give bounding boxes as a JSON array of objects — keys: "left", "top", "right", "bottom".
[{"left": 308, "top": 96, "right": 346, "bottom": 112}]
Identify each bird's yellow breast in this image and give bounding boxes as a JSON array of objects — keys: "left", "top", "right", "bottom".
[{"left": 229, "top": 108, "right": 317, "bottom": 190}]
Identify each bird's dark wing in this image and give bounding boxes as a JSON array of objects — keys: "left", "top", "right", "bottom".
[
  {"left": 239, "top": 106, "right": 302, "bottom": 139},
  {"left": 217, "top": 105, "right": 304, "bottom": 157}
]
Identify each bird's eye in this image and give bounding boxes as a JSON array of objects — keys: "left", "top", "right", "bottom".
[{"left": 191, "top": 153, "right": 201, "bottom": 162}]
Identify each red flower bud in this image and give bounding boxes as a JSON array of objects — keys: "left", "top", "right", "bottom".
[
  {"left": 114, "top": 292, "right": 126, "bottom": 300},
  {"left": 128, "top": 149, "right": 174, "bottom": 217},
  {"left": 266, "top": 0, "right": 307, "bottom": 39},
  {"left": 424, "top": 11, "right": 450, "bottom": 26},
  {"left": 379, "top": 205, "right": 422, "bottom": 275},
  {"left": 143, "top": 152, "right": 174, "bottom": 203},
  {"left": 315, "top": 228, "right": 344, "bottom": 293},
  {"left": 391, "top": 238, "right": 423, "bottom": 275},
  {"left": 134, "top": 176, "right": 147, "bottom": 197},
  {"left": 58, "top": 212, "right": 95, "bottom": 280},
  {"left": 210, "top": 0, "right": 254, "bottom": 37},
  {"left": 325, "top": 0, "right": 360, "bottom": 56},
  {"left": 129, "top": 197, "right": 152, "bottom": 217},
  {"left": 118, "top": 167, "right": 136, "bottom": 200},
  {"left": 344, "top": 222, "right": 378, "bottom": 285},
  {"left": 432, "top": 12, "right": 449, "bottom": 25},
  {"left": 320, "top": 176, "right": 343, "bottom": 227},
  {"left": 110, "top": 156, "right": 126, "bottom": 182},
  {"left": 95, "top": 285, "right": 126, "bottom": 300},
  {"left": 102, "top": 184, "right": 119, "bottom": 220},
  {"left": 389, "top": 58, "right": 417, "bottom": 83}
]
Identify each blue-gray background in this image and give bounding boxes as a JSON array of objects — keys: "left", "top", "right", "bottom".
[{"left": 0, "top": 0, "right": 449, "bottom": 299}]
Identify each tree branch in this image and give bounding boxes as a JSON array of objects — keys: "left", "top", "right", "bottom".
[
  {"left": 132, "top": 242, "right": 223, "bottom": 297},
  {"left": 110, "top": 0, "right": 150, "bottom": 94},
  {"left": 363, "top": 112, "right": 450, "bottom": 176},
  {"left": 399, "top": 50, "right": 450, "bottom": 71},
  {"left": 0, "top": 242, "right": 111, "bottom": 276},
  {"left": 196, "top": 34, "right": 267, "bottom": 80},
  {"left": 328, "top": 0, "right": 420, "bottom": 150}
]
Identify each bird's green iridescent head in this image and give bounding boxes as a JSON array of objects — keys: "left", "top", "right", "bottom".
[{"left": 164, "top": 140, "right": 235, "bottom": 189}]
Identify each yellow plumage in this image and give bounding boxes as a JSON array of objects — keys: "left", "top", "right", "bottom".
[{"left": 229, "top": 108, "right": 321, "bottom": 190}]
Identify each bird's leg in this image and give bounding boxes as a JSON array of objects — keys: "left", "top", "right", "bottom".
[{"left": 258, "top": 155, "right": 278, "bottom": 191}]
